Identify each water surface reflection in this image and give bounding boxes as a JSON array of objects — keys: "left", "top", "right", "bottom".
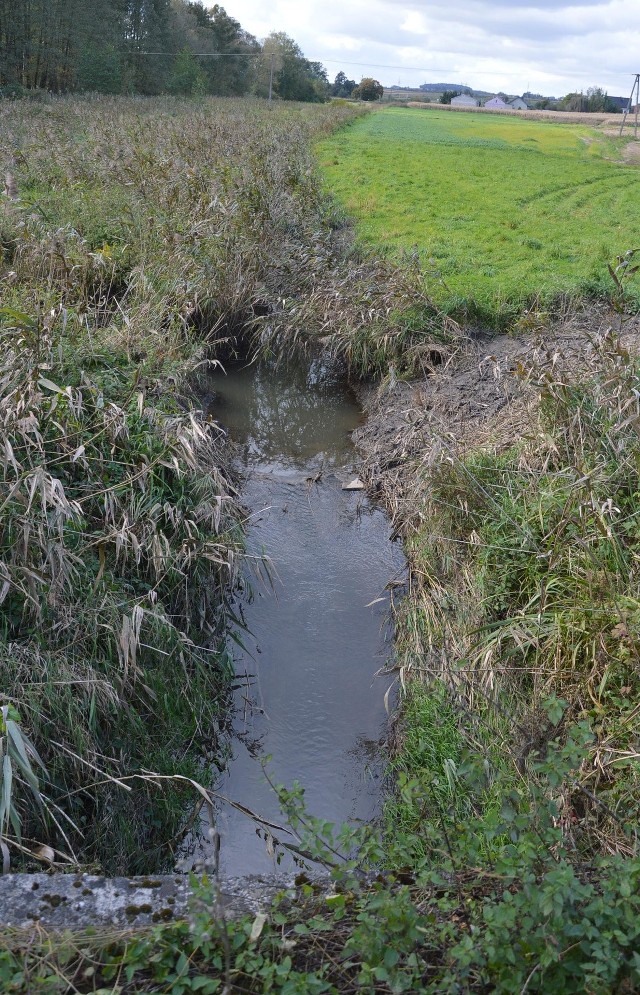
[{"left": 195, "top": 360, "right": 404, "bottom": 875}]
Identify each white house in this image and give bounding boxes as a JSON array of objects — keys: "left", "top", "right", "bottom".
[
  {"left": 509, "top": 97, "right": 528, "bottom": 110},
  {"left": 484, "top": 96, "right": 508, "bottom": 109},
  {"left": 451, "top": 93, "right": 479, "bottom": 107}
]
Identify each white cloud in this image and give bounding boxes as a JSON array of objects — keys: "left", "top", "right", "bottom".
[{"left": 225, "top": 0, "right": 640, "bottom": 96}]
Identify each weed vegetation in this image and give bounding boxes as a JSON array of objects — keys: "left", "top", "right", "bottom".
[
  {"left": 3, "top": 728, "right": 640, "bottom": 993},
  {"left": 319, "top": 107, "right": 640, "bottom": 327},
  {"left": 395, "top": 313, "right": 640, "bottom": 850},
  {"left": 0, "top": 94, "right": 446, "bottom": 874}
]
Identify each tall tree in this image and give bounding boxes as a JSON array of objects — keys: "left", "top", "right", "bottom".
[
  {"left": 353, "top": 77, "right": 383, "bottom": 101},
  {"left": 331, "top": 71, "right": 356, "bottom": 98},
  {"left": 257, "top": 32, "right": 328, "bottom": 103},
  {"left": 120, "top": 0, "right": 172, "bottom": 94},
  {"left": 0, "top": 0, "right": 315, "bottom": 100},
  {"left": 167, "top": 45, "right": 206, "bottom": 94},
  {"left": 0, "top": 0, "right": 124, "bottom": 92},
  {"left": 186, "top": 4, "right": 258, "bottom": 96}
]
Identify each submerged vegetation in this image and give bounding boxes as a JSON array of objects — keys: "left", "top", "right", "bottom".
[{"left": 319, "top": 106, "right": 640, "bottom": 326}]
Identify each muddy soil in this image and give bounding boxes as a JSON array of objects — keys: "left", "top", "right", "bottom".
[{"left": 353, "top": 305, "right": 640, "bottom": 529}]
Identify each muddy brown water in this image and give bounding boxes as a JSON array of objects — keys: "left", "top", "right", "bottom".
[{"left": 189, "top": 360, "right": 405, "bottom": 876}]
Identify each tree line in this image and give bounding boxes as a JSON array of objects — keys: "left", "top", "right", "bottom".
[
  {"left": 535, "top": 86, "right": 622, "bottom": 113},
  {"left": 0, "top": 1, "right": 356, "bottom": 102}
]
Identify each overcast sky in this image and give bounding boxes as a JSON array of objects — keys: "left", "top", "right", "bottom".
[{"left": 226, "top": 0, "right": 640, "bottom": 97}]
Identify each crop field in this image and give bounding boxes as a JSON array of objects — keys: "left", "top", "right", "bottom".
[{"left": 318, "top": 106, "right": 640, "bottom": 325}]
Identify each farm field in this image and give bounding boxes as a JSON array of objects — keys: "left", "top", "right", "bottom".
[{"left": 318, "top": 106, "right": 640, "bottom": 325}]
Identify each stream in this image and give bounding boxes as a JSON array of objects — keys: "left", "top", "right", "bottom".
[{"left": 192, "top": 359, "right": 405, "bottom": 876}]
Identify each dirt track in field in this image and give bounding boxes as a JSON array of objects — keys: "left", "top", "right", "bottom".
[
  {"left": 403, "top": 104, "right": 624, "bottom": 126},
  {"left": 621, "top": 141, "right": 640, "bottom": 164}
]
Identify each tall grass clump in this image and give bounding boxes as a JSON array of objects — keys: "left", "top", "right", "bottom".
[
  {"left": 0, "top": 301, "right": 242, "bottom": 872},
  {"left": 2, "top": 96, "right": 452, "bottom": 378}
]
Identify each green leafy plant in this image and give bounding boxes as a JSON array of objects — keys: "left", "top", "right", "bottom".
[{"left": 0, "top": 704, "right": 48, "bottom": 868}]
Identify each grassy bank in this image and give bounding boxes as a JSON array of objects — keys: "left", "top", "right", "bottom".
[
  {"left": 318, "top": 106, "right": 640, "bottom": 326},
  {"left": 393, "top": 309, "right": 640, "bottom": 847},
  {"left": 0, "top": 93, "right": 444, "bottom": 873},
  {"left": 5, "top": 96, "right": 640, "bottom": 993}
]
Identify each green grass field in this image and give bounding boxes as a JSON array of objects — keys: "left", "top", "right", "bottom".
[{"left": 318, "top": 107, "right": 640, "bottom": 325}]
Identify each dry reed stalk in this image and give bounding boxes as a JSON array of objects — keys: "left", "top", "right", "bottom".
[{"left": 3, "top": 172, "right": 18, "bottom": 200}]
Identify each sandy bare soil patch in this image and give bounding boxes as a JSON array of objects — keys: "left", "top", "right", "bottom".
[{"left": 621, "top": 141, "right": 640, "bottom": 163}]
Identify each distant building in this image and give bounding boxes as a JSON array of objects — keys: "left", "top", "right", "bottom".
[
  {"left": 451, "top": 93, "right": 479, "bottom": 107},
  {"left": 509, "top": 97, "right": 528, "bottom": 110},
  {"left": 608, "top": 95, "right": 629, "bottom": 111},
  {"left": 484, "top": 96, "right": 509, "bottom": 109}
]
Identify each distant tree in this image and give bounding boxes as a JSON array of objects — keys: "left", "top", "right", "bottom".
[
  {"left": 255, "top": 32, "right": 328, "bottom": 102},
  {"left": 179, "top": 4, "right": 259, "bottom": 97},
  {"left": 352, "top": 77, "right": 383, "bottom": 101},
  {"left": 307, "top": 61, "right": 330, "bottom": 100},
  {"left": 121, "top": 0, "right": 173, "bottom": 94},
  {"left": 77, "top": 42, "right": 123, "bottom": 93},
  {"left": 586, "top": 86, "right": 620, "bottom": 113},
  {"left": 331, "top": 70, "right": 356, "bottom": 97},
  {"left": 0, "top": 0, "right": 311, "bottom": 101},
  {"left": 168, "top": 46, "right": 207, "bottom": 95},
  {"left": 209, "top": 6, "right": 259, "bottom": 95},
  {"left": 0, "top": 0, "right": 125, "bottom": 92},
  {"left": 440, "top": 90, "right": 460, "bottom": 104},
  {"left": 421, "top": 82, "right": 471, "bottom": 94},
  {"left": 556, "top": 87, "right": 619, "bottom": 113},
  {"left": 586, "top": 86, "right": 607, "bottom": 112}
]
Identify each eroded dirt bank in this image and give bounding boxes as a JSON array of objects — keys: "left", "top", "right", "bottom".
[{"left": 353, "top": 304, "right": 640, "bottom": 531}]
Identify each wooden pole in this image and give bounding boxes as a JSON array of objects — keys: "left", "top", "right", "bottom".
[
  {"left": 268, "top": 53, "right": 274, "bottom": 105},
  {"left": 619, "top": 75, "right": 639, "bottom": 137}
]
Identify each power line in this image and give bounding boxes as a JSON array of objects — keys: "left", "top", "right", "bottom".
[
  {"left": 131, "top": 49, "right": 638, "bottom": 84},
  {"left": 133, "top": 51, "right": 254, "bottom": 56}
]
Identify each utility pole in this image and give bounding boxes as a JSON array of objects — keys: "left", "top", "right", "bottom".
[
  {"left": 619, "top": 74, "right": 640, "bottom": 138},
  {"left": 268, "top": 53, "right": 274, "bottom": 105}
]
